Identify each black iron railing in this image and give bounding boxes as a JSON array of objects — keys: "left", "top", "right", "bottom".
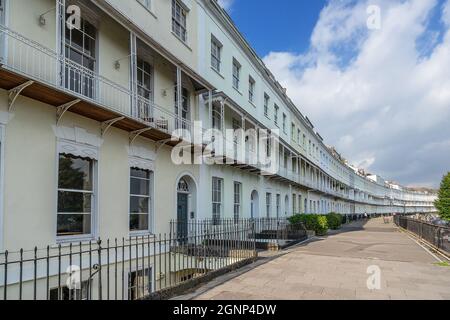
[
  {"left": 170, "top": 218, "right": 308, "bottom": 248},
  {"left": 0, "top": 222, "right": 256, "bottom": 300},
  {"left": 394, "top": 216, "right": 450, "bottom": 254}
]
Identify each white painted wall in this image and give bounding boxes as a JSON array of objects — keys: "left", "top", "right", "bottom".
[
  {"left": 0, "top": 89, "right": 204, "bottom": 251},
  {"left": 0, "top": 0, "right": 437, "bottom": 252}
]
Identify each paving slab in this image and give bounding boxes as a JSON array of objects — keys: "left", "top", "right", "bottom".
[{"left": 176, "top": 219, "right": 450, "bottom": 300}]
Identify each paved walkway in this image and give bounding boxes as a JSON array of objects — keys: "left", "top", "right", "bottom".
[{"left": 188, "top": 218, "right": 450, "bottom": 300}]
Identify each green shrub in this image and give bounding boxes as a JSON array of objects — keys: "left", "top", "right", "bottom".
[
  {"left": 315, "top": 216, "right": 329, "bottom": 236},
  {"left": 288, "top": 214, "right": 329, "bottom": 236},
  {"left": 326, "top": 212, "right": 343, "bottom": 230},
  {"left": 435, "top": 173, "right": 450, "bottom": 222},
  {"left": 288, "top": 214, "right": 305, "bottom": 225}
]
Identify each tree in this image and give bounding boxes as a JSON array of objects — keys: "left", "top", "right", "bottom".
[{"left": 435, "top": 173, "right": 450, "bottom": 221}]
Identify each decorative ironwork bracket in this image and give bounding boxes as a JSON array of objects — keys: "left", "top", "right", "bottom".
[
  {"left": 101, "top": 117, "right": 125, "bottom": 137},
  {"left": 129, "top": 128, "right": 152, "bottom": 146},
  {"left": 156, "top": 138, "right": 174, "bottom": 153},
  {"left": 8, "top": 80, "right": 34, "bottom": 112},
  {"left": 56, "top": 99, "right": 81, "bottom": 126}
]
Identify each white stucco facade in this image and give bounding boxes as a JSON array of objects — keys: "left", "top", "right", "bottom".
[{"left": 0, "top": 0, "right": 437, "bottom": 253}]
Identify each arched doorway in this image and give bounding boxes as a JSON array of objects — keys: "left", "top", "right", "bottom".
[
  {"left": 251, "top": 190, "right": 259, "bottom": 219},
  {"left": 176, "top": 175, "right": 197, "bottom": 242}
]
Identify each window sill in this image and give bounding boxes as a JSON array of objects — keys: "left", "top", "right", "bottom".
[
  {"left": 129, "top": 231, "right": 155, "bottom": 238},
  {"left": 233, "top": 87, "right": 243, "bottom": 96},
  {"left": 211, "top": 66, "right": 225, "bottom": 79},
  {"left": 56, "top": 235, "right": 96, "bottom": 246},
  {"left": 171, "top": 32, "right": 192, "bottom": 51},
  {"left": 249, "top": 100, "right": 256, "bottom": 107}
]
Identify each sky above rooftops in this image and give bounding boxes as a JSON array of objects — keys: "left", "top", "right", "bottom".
[{"left": 219, "top": 0, "right": 450, "bottom": 188}]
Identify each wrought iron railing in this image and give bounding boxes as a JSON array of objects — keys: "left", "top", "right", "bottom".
[
  {"left": 0, "top": 223, "right": 256, "bottom": 300},
  {"left": 171, "top": 218, "right": 308, "bottom": 247},
  {"left": 251, "top": 218, "right": 307, "bottom": 245},
  {"left": 0, "top": 25, "right": 204, "bottom": 139},
  {"left": 394, "top": 216, "right": 450, "bottom": 254}
]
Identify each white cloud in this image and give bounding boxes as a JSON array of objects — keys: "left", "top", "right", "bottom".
[
  {"left": 263, "top": 0, "right": 450, "bottom": 187},
  {"left": 443, "top": 0, "right": 450, "bottom": 25},
  {"left": 217, "top": 0, "right": 235, "bottom": 12}
]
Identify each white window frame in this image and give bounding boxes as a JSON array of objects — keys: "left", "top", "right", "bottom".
[
  {"left": 212, "top": 177, "right": 223, "bottom": 224},
  {"left": 137, "top": 0, "right": 152, "bottom": 11},
  {"left": 265, "top": 132, "right": 272, "bottom": 158},
  {"left": 56, "top": 151, "right": 98, "bottom": 243},
  {"left": 282, "top": 113, "right": 287, "bottom": 134},
  {"left": 0, "top": 0, "right": 5, "bottom": 24},
  {"left": 276, "top": 194, "right": 281, "bottom": 219},
  {"left": 211, "top": 35, "right": 222, "bottom": 73},
  {"left": 0, "top": 0, "right": 8, "bottom": 26},
  {"left": 274, "top": 104, "right": 279, "bottom": 126},
  {"left": 0, "top": 0, "right": 6, "bottom": 66},
  {"left": 233, "top": 182, "right": 242, "bottom": 222},
  {"left": 266, "top": 192, "right": 272, "bottom": 218},
  {"left": 174, "top": 86, "right": 190, "bottom": 130},
  {"left": 264, "top": 94, "right": 270, "bottom": 118},
  {"left": 232, "top": 58, "right": 241, "bottom": 91},
  {"left": 292, "top": 194, "right": 297, "bottom": 214},
  {"left": 291, "top": 123, "right": 296, "bottom": 141},
  {"left": 136, "top": 58, "right": 153, "bottom": 100},
  {"left": 65, "top": 17, "right": 98, "bottom": 71},
  {"left": 248, "top": 77, "right": 255, "bottom": 104},
  {"left": 285, "top": 195, "right": 289, "bottom": 216},
  {"left": 212, "top": 104, "right": 222, "bottom": 131},
  {"left": 172, "top": 0, "right": 188, "bottom": 43},
  {"left": 298, "top": 195, "right": 302, "bottom": 213},
  {"left": 64, "top": 15, "right": 98, "bottom": 99},
  {"left": 136, "top": 57, "right": 154, "bottom": 121},
  {"left": 129, "top": 167, "right": 154, "bottom": 236}
]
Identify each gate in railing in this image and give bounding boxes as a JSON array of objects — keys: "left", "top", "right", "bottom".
[{"left": 0, "top": 223, "right": 256, "bottom": 300}]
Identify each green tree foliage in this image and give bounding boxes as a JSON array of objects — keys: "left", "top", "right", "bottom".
[{"left": 435, "top": 173, "right": 450, "bottom": 221}]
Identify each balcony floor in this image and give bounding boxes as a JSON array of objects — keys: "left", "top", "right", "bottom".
[{"left": 0, "top": 66, "right": 180, "bottom": 147}]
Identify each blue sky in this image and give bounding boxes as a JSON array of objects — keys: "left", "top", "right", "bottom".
[
  {"left": 227, "top": 0, "right": 327, "bottom": 56},
  {"left": 219, "top": 0, "right": 450, "bottom": 188}
]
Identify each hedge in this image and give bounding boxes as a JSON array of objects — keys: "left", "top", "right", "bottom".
[
  {"left": 289, "top": 213, "right": 344, "bottom": 235},
  {"left": 326, "top": 212, "right": 343, "bottom": 230},
  {"left": 288, "top": 214, "right": 329, "bottom": 236}
]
